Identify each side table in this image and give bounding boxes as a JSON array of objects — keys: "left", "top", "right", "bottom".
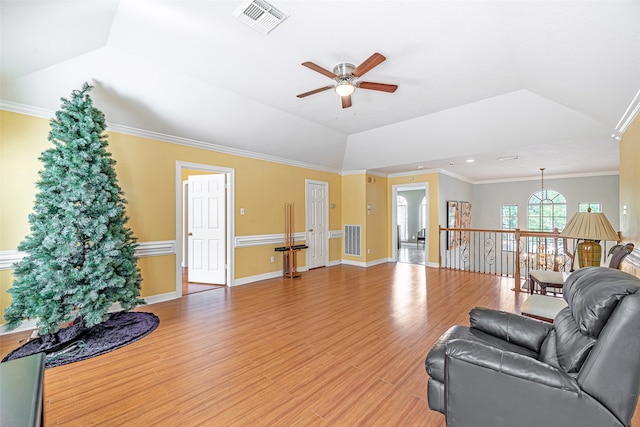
[{"left": 528, "top": 270, "right": 569, "bottom": 295}]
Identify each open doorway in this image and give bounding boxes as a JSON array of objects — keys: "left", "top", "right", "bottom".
[
  {"left": 392, "top": 184, "right": 429, "bottom": 266},
  {"left": 175, "top": 161, "right": 235, "bottom": 297}
]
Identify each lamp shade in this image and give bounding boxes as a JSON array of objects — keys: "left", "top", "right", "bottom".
[{"left": 560, "top": 212, "right": 619, "bottom": 241}]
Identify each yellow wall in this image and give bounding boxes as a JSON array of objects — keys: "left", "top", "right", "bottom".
[
  {"left": 341, "top": 174, "right": 367, "bottom": 262},
  {"left": 619, "top": 113, "right": 640, "bottom": 246},
  {"left": 11, "top": 107, "right": 628, "bottom": 318},
  {"left": 0, "top": 111, "right": 343, "bottom": 318},
  {"left": 365, "top": 175, "right": 388, "bottom": 261},
  {"left": 0, "top": 112, "right": 50, "bottom": 250},
  {"left": 388, "top": 173, "right": 440, "bottom": 265}
]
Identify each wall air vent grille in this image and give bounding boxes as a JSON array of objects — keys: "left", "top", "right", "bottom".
[
  {"left": 344, "top": 225, "right": 362, "bottom": 256},
  {"left": 233, "top": 0, "right": 288, "bottom": 35}
]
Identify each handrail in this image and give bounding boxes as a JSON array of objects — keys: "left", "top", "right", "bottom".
[{"left": 438, "top": 226, "right": 580, "bottom": 291}]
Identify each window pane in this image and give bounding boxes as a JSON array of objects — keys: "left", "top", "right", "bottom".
[
  {"left": 527, "top": 190, "right": 567, "bottom": 231},
  {"left": 579, "top": 203, "right": 601, "bottom": 213},
  {"left": 501, "top": 205, "right": 518, "bottom": 251},
  {"left": 527, "top": 188, "right": 567, "bottom": 254},
  {"left": 397, "top": 196, "right": 408, "bottom": 241}
]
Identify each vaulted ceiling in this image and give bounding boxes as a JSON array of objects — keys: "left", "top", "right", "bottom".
[{"left": 2, "top": 1, "right": 639, "bottom": 182}]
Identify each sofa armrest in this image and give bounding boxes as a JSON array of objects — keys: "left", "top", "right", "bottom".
[
  {"left": 445, "top": 338, "right": 578, "bottom": 392},
  {"left": 470, "top": 307, "right": 552, "bottom": 352},
  {"left": 443, "top": 339, "right": 622, "bottom": 427}
]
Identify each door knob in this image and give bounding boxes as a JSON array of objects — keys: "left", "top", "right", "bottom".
[
  {"left": 188, "top": 232, "right": 193, "bottom": 236},
  {"left": 309, "top": 229, "right": 313, "bottom": 232}
]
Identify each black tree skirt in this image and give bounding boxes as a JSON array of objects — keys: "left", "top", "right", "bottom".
[{"left": 1, "top": 311, "right": 159, "bottom": 368}]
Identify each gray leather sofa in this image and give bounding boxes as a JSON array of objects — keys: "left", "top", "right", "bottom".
[{"left": 425, "top": 267, "right": 640, "bottom": 427}]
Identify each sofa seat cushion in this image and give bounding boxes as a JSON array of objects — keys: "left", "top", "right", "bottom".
[
  {"left": 425, "top": 324, "right": 539, "bottom": 383},
  {"left": 550, "top": 307, "right": 596, "bottom": 373}
]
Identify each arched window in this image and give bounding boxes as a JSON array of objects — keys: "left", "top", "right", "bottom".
[
  {"left": 419, "top": 197, "right": 427, "bottom": 230},
  {"left": 527, "top": 189, "right": 567, "bottom": 257},
  {"left": 527, "top": 189, "right": 567, "bottom": 231},
  {"left": 397, "top": 195, "right": 408, "bottom": 241}
]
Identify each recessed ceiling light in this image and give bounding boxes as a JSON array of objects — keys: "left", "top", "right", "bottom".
[
  {"left": 417, "top": 165, "right": 424, "bottom": 170},
  {"left": 466, "top": 159, "right": 475, "bottom": 163},
  {"left": 448, "top": 161, "right": 455, "bottom": 166}
]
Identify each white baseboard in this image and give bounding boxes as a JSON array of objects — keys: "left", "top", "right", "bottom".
[
  {"left": 0, "top": 292, "right": 179, "bottom": 336},
  {"left": 341, "top": 259, "right": 367, "bottom": 267},
  {"left": 233, "top": 263, "right": 327, "bottom": 286},
  {"left": 0, "top": 318, "right": 39, "bottom": 335},
  {"left": 366, "top": 258, "right": 390, "bottom": 267},
  {"left": 341, "top": 258, "right": 391, "bottom": 268},
  {"left": 233, "top": 271, "right": 284, "bottom": 286},
  {"left": 141, "top": 292, "right": 178, "bottom": 305}
]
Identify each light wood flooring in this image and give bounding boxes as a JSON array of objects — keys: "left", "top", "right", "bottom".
[
  {"left": 182, "top": 267, "right": 226, "bottom": 295},
  {"left": 1, "top": 263, "right": 639, "bottom": 426}
]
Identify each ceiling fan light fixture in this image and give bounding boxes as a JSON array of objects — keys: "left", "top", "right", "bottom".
[{"left": 335, "top": 81, "right": 355, "bottom": 97}]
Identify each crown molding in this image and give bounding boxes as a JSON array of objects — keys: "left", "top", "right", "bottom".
[
  {"left": 613, "top": 88, "right": 640, "bottom": 140},
  {"left": 3, "top": 99, "right": 626, "bottom": 183},
  {"left": 436, "top": 168, "right": 476, "bottom": 184},
  {"left": 474, "top": 170, "right": 620, "bottom": 185},
  {"left": 340, "top": 169, "right": 368, "bottom": 176},
  {"left": 0, "top": 100, "right": 52, "bottom": 119},
  {"left": 0, "top": 100, "right": 342, "bottom": 175}
]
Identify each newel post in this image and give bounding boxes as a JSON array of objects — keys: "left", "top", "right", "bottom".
[
  {"left": 514, "top": 228, "right": 521, "bottom": 292},
  {"left": 438, "top": 225, "right": 442, "bottom": 267}
]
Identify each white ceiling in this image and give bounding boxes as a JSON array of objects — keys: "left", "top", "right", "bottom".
[{"left": 1, "top": 0, "right": 639, "bottom": 182}]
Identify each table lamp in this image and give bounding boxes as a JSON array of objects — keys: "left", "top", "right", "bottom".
[{"left": 560, "top": 208, "right": 619, "bottom": 268}]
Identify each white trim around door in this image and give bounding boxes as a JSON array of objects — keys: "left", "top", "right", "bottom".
[
  {"left": 175, "top": 161, "right": 235, "bottom": 296},
  {"left": 392, "top": 183, "right": 429, "bottom": 264},
  {"left": 305, "top": 179, "right": 329, "bottom": 269}
]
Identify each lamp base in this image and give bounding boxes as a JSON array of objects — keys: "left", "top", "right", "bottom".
[{"left": 577, "top": 240, "right": 602, "bottom": 268}]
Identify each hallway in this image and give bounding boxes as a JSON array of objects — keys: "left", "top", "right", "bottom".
[{"left": 398, "top": 242, "right": 426, "bottom": 265}]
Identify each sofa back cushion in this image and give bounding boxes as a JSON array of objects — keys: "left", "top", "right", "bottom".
[
  {"left": 541, "top": 267, "right": 640, "bottom": 374},
  {"left": 563, "top": 267, "right": 640, "bottom": 337}
]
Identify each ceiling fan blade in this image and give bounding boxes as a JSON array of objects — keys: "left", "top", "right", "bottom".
[
  {"left": 358, "top": 81, "right": 398, "bottom": 93},
  {"left": 301, "top": 61, "right": 337, "bottom": 79},
  {"left": 341, "top": 95, "right": 352, "bottom": 109},
  {"left": 352, "top": 53, "right": 386, "bottom": 77},
  {"left": 297, "top": 86, "right": 334, "bottom": 98}
]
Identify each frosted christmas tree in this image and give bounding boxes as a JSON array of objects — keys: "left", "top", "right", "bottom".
[{"left": 5, "top": 83, "right": 144, "bottom": 335}]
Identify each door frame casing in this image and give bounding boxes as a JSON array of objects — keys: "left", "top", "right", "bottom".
[
  {"left": 305, "top": 179, "right": 329, "bottom": 269},
  {"left": 391, "top": 183, "right": 429, "bottom": 263},
  {"left": 176, "top": 161, "right": 235, "bottom": 295}
]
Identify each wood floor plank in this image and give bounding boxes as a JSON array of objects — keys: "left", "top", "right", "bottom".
[{"left": 1, "top": 263, "right": 638, "bottom": 426}]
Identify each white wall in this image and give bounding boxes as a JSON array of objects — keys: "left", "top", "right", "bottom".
[
  {"left": 472, "top": 174, "right": 620, "bottom": 231},
  {"left": 438, "top": 174, "right": 474, "bottom": 226}
]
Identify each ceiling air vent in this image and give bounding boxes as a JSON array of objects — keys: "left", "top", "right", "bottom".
[{"left": 233, "top": 0, "right": 289, "bottom": 35}]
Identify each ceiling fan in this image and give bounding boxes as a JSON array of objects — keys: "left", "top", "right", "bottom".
[{"left": 296, "top": 52, "right": 398, "bottom": 108}]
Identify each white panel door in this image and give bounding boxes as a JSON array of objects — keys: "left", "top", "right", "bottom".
[
  {"left": 307, "top": 181, "right": 328, "bottom": 269},
  {"left": 188, "top": 174, "right": 226, "bottom": 284}
]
